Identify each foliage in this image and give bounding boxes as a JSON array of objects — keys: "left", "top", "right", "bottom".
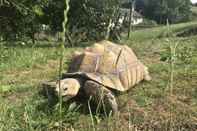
[
  {"left": 0, "top": 0, "right": 47, "bottom": 41},
  {"left": 38, "top": 0, "right": 122, "bottom": 42},
  {"left": 68, "top": 0, "right": 121, "bottom": 41},
  {"left": 0, "top": 0, "right": 123, "bottom": 43},
  {"left": 41, "top": 0, "right": 64, "bottom": 32}
]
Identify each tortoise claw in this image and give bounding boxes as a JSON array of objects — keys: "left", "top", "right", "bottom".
[{"left": 105, "top": 92, "right": 118, "bottom": 115}]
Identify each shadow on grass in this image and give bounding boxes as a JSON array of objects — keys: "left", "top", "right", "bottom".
[
  {"left": 1, "top": 40, "right": 93, "bottom": 49},
  {"left": 2, "top": 41, "right": 59, "bottom": 48},
  {"left": 37, "top": 83, "right": 87, "bottom": 114}
]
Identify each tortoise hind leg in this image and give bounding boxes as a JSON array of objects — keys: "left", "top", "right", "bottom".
[
  {"left": 84, "top": 80, "right": 118, "bottom": 115},
  {"left": 103, "top": 90, "right": 118, "bottom": 114}
]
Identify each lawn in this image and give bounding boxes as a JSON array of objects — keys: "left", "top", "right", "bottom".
[{"left": 0, "top": 22, "right": 197, "bottom": 131}]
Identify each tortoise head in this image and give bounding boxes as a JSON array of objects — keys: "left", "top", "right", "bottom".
[{"left": 55, "top": 78, "right": 80, "bottom": 101}]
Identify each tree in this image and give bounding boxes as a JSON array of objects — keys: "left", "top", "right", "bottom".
[
  {"left": 42, "top": 0, "right": 65, "bottom": 32},
  {"left": 136, "top": 0, "right": 191, "bottom": 24},
  {"left": 0, "top": 0, "right": 48, "bottom": 42},
  {"left": 68, "top": 0, "right": 121, "bottom": 41},
  {"left": 0, "top": 0, "right": 125, "bottom": 43}
]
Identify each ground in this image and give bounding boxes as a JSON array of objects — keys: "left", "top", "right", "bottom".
[{"left": 0, "top": 22, "right": 197, "bottom": 131}]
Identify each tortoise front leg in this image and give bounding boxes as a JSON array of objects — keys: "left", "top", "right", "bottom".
[
  {"left": 84, "top": 80, "right": 118, "bottom": 115},
  {"left": 41, "top": 81, "right": 58, "bottom": 105}
]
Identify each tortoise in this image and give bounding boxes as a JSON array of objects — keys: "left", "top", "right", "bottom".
[{"left": 43, "top": 40, "right": 151, "bottom": 113}]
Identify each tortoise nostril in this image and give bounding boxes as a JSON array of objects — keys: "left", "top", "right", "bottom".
[{"left": 54, "top": 89, "right": 59, "bottom": 96}]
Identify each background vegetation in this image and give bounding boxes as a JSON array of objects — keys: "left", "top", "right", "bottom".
[
  {"left": 135, "top": 0, "right": 191, "bottom": 24},
  {"left": 0, "top": 0, "right": 193, "bottom": 43}
]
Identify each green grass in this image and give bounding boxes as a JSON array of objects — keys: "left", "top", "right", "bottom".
[
  {"left": 1, "top": 22, "right": 197, "bottom": 130},
  {"left": 191, "top": 6, "right": 197, "bottom": 20},
  {"left": 122, "top": 21, "right": 197, "bottom": 43},
  {"left": 191, "top": 6, "right": 197, "bottom": 13}
]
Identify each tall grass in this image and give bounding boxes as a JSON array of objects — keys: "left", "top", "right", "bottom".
[
  {"left": 57, "top": 0, "right": 70, "bottom": 130},
  {"left": 0, "top": 44, "right": 59, "bottom": 72}
]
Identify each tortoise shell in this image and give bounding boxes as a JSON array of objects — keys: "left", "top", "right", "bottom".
[{"left": 64, "top": 40, "right": 149, "bottom": 92}]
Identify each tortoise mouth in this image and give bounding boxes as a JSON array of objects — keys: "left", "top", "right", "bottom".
[
  {"left": 55, "top": 88, "right": 67, "bottom": 97},
  {"left": 55, "top": 92, "right": 73, "bottom": 102},
  {"left": 55, "top": 85, "right": 79, "bottom": 101}
]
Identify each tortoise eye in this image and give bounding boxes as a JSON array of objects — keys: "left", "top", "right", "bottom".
[{"left": 63, "top": 84, "right": 68, "bottom": 90}]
